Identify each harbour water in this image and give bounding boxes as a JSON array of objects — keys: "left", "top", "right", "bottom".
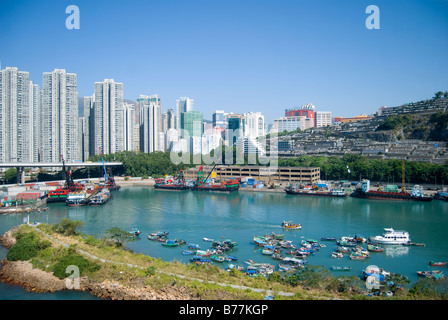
[{"left": 1, "top": 186, "right": 447, "bottom": 299}]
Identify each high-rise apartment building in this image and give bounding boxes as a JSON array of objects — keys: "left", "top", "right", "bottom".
[
  {"left": 42, "top": 69, "right": 78, "bottom": 162},
  {"left": 123, "top": 102, "right": 135, "bottom": 151},
  {"left": 29, "top": 81, "right": 41, "bottom": 162},
  {"left": 140, "top": 95, "right": 163, "bottom": 153},
  {"left": 175, "top": 97, "right": 194, "bottom": 129},
  {"left": 0, "top": 67, "right": 31, "bottom": 163},
  {"left": 93, "top": 79, "right": 124, "bottom": 155}
]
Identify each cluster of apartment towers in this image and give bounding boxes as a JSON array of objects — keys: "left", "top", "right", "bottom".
[{"left": 0, "top": 65, "right": 332, "bottom": 164}]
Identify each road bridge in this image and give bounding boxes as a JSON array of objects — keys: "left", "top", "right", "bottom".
[{"left": 0, "top": 162, "right": 123, "bottom": 184}]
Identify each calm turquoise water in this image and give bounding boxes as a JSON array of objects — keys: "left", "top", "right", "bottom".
[{"left": 1, "top": 186, "right": 447, "bottom": 299}]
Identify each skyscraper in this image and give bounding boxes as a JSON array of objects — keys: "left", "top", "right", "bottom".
[
  {"left": 123, "top": 102, "right": 135, "bottom": 151},
  {"left": 227, "top": 113, "right": 245, "bottom": 145},
  {"left": 0, "top": 67, "right": 31, "bottom": 163},
  {"left": 41, "top": 69, "right": 79, "bottom": 163},
  {"left": 175, "top": 97, "right": 194, "bottom": 129},
  {"left": 181, "top": 110, "right": 203, "bottom": 138},
  {"left": 93, "top": 79, "right": 124, "bottom": 155},
  {"left": 212, "top": 110, "right": 227, "bottom": 129},
  {"left": 140, "top": 94, "right": 162, "bottom": 153},
  {"left": 29, "top": 81, "right": 41, "bottom": 162}
]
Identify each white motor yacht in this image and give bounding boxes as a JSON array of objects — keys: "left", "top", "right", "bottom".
[{"left": 369, "top": 228, "right": 411, "bottom": 245}]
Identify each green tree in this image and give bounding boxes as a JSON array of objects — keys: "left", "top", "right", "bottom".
[
  {"left": 52, "top": 219, "right": 85, "bottom": 236},
  {"left": 105, "top": 227, "right": 137, "bottom": 247},
  {"left": 4, "top": 168, "right": 17, "bottom": 184},
  {"left": 434, "top": 91, "right": 444, "bottom": 99}
]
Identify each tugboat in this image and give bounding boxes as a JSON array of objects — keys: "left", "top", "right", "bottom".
[{"left": 351, "top": 180, "right": 432, "bottom": 202}]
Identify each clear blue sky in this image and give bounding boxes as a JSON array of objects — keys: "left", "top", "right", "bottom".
[{"left": 1, "top": 0, "right": 447, "bottom": 123}]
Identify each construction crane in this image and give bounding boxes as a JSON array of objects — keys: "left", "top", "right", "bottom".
[{"left": 61, "top": 154, "right": 74, "bottom": 190}]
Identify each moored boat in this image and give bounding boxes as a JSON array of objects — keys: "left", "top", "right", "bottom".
[
  {"left": 417, "top": 270, "right": 447, "bottom": 280},
  {"left": 148, "top": 231, "right": 169, "bottom": 241},
  {"left": 66, "top": 190, "right": 88, "bottom": 206},
  {"left": 47, "top": 189, "right": 71, "bottom": 203},
  {"left": 192, "top": 166, "right": 240, "bottom": 192},
  {"left": 367, "top": 244, "right": 385, "bottom": 252},
  {"left": 89, "top": 188, "right": 111, "bottom": 206},
  {"left": 331, "top": 266, "right": 351, "bottom": 271},
  {"left": 369, "top": 228, "right": 411, "bottom": 245},
  {"left": 285, "top": 185, "right": 347, "bottom": 197},
  {"left": 129, "top": 228, "right": 141, "bottom": 236},
  {"left": 331, "top": 252, "right": 343, "bottom": 258},
  {"left": 210, "top": 254, "right": 226, "bottom": 262},
  {"left": 161, "top": 239, "right": 179, "bottom": 247},
  {"left": 351, "top": 179, "right": 433, "bottom": 202},
  {"left": 429, "top": 261, "right": 447, "bottom": 267}
]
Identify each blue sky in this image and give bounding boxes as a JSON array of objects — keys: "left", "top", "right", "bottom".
[{"left": 1, "top": 0, "right": 447, "bottom": 123}]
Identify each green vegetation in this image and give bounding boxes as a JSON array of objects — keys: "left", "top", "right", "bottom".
[
  {"left": 51, "top": 248, "right": 101, "bottom": 279},
  {"left": 377, "top": 114, "right": 413, "bottom": 131},
  {"left": 6, "top": 229, "right": 51, "bottom": 261},
  {"left": 104, "top": 227, "right": 138, "bottom": 247},
  {"left": 88, "top": 151, "right": 195, "bottom": 178},
  {"left": 51, "top": 218, "right": 85, "bottom": 236},
  {"left": 279, "top": 154, "right": 448, "bottom": 185}
]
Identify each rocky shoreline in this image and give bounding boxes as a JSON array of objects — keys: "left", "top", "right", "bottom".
[{"left": 0, "top": 227, "right": 195, "bottom": 300}]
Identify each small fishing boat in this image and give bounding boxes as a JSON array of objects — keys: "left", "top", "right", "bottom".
[
  {"left": 321, "top": 237, "right": 336, "bottom": 241},
  {"left": 227, "top": 264, "right": 244, "bottom": 272},
  {"left": 429, "top": 261, "right": 447, "bottom": 267},
  {"left": 195, "top": 250, "right": 211, "bottom": 257},
  {"left": 188, "top": 244, "right": 200, "bottom": 250},
  {"left": 350, "top": 250, "right": 370, "bottom": 260},
  {"left": 129, "top": 228, "right": 141, "bottom": 236},
  {"left": 262, "top": 249, "right": 274, "bottom": 255},
  {"left": 162, "top": 239, "right": 179, "bottom": 247},
  {"left": 331, "top": 266, "right": 351, "bottom": 271},
  {"left": 190, "top": 256, "right": 211, "bottom": 264},
  {"left": 182, "top": 250, "right": 195, "bottom": 255},
  {"left": 148, "top": 231, "right": 169, "bottom": 241},
  {"left": 203, "top": 237, "right": 214, "bottom": 242},
  {"left": 281, "top": 221, "right": 302, "bottom": 230},
  {"left": 210, "top": 254, "right": 226, "bottom": 262},
  {"left": 417, "top": 270, "right": 447, "bottom": 280},
  {"left": 331, "top": 252, "right": 343, "bottom": 258},
  {"left": 367, "top": 244, "right": 384, "bottom": 252},
  {"left": 337, "top": 246, "right": 350, "bottom": 253}
]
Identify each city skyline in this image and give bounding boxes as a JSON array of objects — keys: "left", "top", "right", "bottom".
[{"left": 1, "top": 0, "right": 447, "bottom": 123}]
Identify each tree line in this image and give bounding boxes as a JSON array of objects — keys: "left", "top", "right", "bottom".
[{"left": 3, "top": 151, "right": 447, "bottom": 186}]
